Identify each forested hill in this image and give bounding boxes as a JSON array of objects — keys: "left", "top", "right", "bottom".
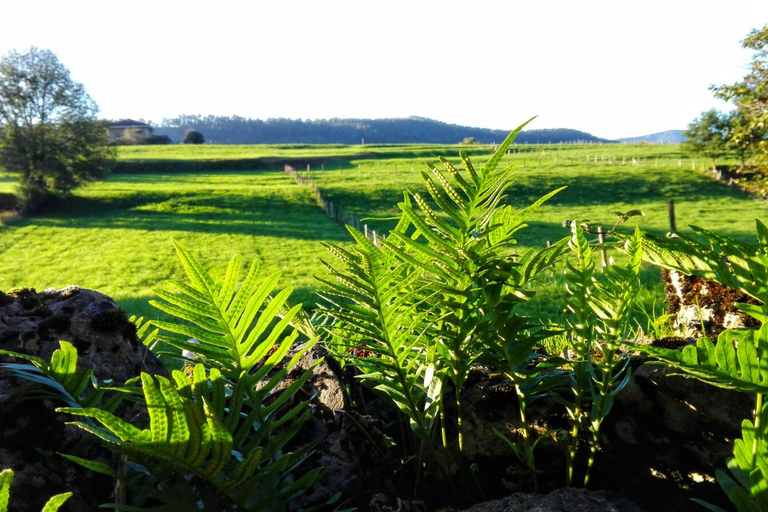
[{"left": 154, "top": 115, "right": 609, "bottom": 144}]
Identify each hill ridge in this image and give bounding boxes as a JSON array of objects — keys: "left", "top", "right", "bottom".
[{"left": 154, "top": 115, "right": 609, "bottom": 145}]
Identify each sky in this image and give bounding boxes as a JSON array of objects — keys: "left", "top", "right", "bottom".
[{"left": 1, "top": 0, "right": 766, "bottom": 140}]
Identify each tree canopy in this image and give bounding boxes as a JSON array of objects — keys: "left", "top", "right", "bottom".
[
  {"left": 155, "top": 115, "right": 609, "bottom": 145},
  {"left": 683, "top": 109, "right": 731, "bottom": 169},
  {"left": 710, "top": 24, "right": 768, "bottom": 163},
  {"left": 0, "top": 47, "right": 113, "bottom": 212}
]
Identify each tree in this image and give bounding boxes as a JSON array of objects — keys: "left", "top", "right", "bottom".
[
  {"left": 0, "top": 47, "right": 113, "bottom": 213},
  {"left": 711, "top": 25, "right": 768, "bottom": 163},
  {"left": 182, "top": 129, "right": 204, "bottom": 144},
  {"left": 684, "top": 109, "right": 731, "bottom": 170}
]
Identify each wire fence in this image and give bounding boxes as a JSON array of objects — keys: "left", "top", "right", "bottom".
[{"left": 284, "top": 165, "right": 385, "bottom": 246}]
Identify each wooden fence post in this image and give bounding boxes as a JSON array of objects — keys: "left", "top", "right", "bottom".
[
  {"left": 667, "top": 200, "right": 677, "bottom": 233},
  {"left": 597, "top": 227, "right": 607, "bottom": 267}
]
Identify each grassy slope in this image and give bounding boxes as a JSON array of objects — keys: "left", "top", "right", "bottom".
[
  {"left": 311, "top": 144, "right": 765, "bottom": 241},
  {"left": 1, "top": 142, "right": 765, "bottom": 324},
  {"left": 0, "top": 170, "right": 348, "bottom": 319},
  {"left": 308, "top": 144, "right": 768, "bottom": 319}
]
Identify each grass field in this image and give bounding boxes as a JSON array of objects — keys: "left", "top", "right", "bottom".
[
  {"left": 1, "top": 142, "right": 766, "bottom": 325},
  {"left": 115, "top": 143, "right": 493, "bottom": 162},
  {"left": 0, "top": 170, "right": 350, "bottom": 319},
  {"left": 303, "top": 144, "right": 768, "bottom": 319},
  {"left": 309, "top": 144, "right": 765, "bottom": 241}
]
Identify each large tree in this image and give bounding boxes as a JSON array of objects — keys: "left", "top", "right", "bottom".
[
  {"left": 711, "top": 25, "right": 768, "bottom": 163},
  {"left": 0, "top": 47, "right": 113, "bottom": 212}
]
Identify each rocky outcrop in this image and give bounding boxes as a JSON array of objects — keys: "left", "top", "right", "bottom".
[
  {"left": 0, "top": 286, "right": 163, "bottom": 512},
  {"left": 460, "top": 487, "right": 645, "bottom": 512},
  {"left": 594, "top": 356, "right": 749, "bottom": 512},
  {"left": 457, "top": 353, "right": 746, "bottom": 512},
  {"left": 0, "top": 284, "right": 751, "bottom": 512}
]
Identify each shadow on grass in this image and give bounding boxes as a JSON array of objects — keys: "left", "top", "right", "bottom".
[{"left": 22, "top": 193, "right": 353, "bottom": 242}]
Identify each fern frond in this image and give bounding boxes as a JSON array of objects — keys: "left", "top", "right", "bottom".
[
  {"left": 61, "top": 359, "right": 321, "bottom": 512},
  {"left": 0, "top": 341, "right": 137, "bottom": 411},
  {"left": 634, "top": 220, "right": 768, "bottom": 301},
  {"left": 149, "top": 240, "right": 304, "bottom": 377},
  {"left": 0, "top": 469, "right": 11, "bottom": 512},
  {"left": 319, "top": 227, "right": 441, "bottom": 444},
  {"left": 626, "top": 327, "right": 768, "bottom": 394},
  {"left": 481, "top": 117, "right": 535, "bottom": 176},
  {"left": 40, "top": 492, "right": 73, "bottom": 512}
]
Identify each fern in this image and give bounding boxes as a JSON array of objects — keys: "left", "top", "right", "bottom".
[
  {"left": 390, "top": 120, "right": 566, "bottom": 452},
  {"left": 61, "top": 361, "right": 320, "bottom": 511},
  {"left": 561, "top": 224, "right": 643, "bottom": 486},
  {"left": 0, "top": 340, "right": 139, "bottom": 411},
  {"left": 637, "top": 219, "right": 768, "bottom": 301},
  {"left": 149, "top": 239, "right": 304, "bottom": 378},
  {"left": 0, "top": 469, "right": 72, "bottom": 512},
  {"left": 562, "top": 222, "right": 597, "bottom": 486},
  {"left": 56, "top": 244, "right": 324, "bottom": 511},
  {"left": 320, "top": 119, "right": 569, "bottom": 487},
  {"left": 664, "top": 323, "right": 768, "bottom": 512},
  {"left": 319, "top": 224, "right": 441, "bottom": 449},
  {"left": 626, "top": 221, "right": 768, "bottom": 510}
]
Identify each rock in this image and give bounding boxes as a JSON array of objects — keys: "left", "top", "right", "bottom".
[
  {"left": 454, "top": 357, "right": 746, "bottom": 512},
  {"left": 0, "top": 286, "right": 164, "bottom": 512},
  {"left": 663, "top": 269, "right": 759, "bottom": 338},
  {"left": 369, "top": 492, "right": 427, "bottom": 512},
  {"left": 288, "top": 341, "right": 347, "bottom": 412},
  {"left": 593, "top": 358, "right": 750, "bottom": 512},
  {"left": 460, "top": 487, "right": 645, "bottom": 512},
  {"left": 286, "top": 342, "right": 402, "bottom": 511}
]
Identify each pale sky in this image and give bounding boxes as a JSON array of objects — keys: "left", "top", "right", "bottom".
[{"left": 1, "top": 0, "right": 766, "bottom": 140}]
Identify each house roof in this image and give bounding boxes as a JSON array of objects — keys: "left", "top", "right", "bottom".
[{"left": 109, "top": 119, "right": 152, "bottom": 128}]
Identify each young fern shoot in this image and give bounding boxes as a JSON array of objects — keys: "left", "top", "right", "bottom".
[
  {"left": 583, "top": 228, "right": 642, "bottom": 486},
  {"left": 562, "top": 222, "right": 597, "bottom": 487},
  {"left": 562, "top": 224, "right": 642, "bottom": 486}
]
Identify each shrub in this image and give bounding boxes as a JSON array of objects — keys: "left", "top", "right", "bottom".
[{"left": 182, "top": 129, "right": 205, "bottom": 144}]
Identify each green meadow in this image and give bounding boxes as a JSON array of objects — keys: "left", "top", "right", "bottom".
[
  {"left": 0, "top": 170, "right": 349, "bottom": 318},
  {"left": 0, "top": 142, "right": 766, "bottom": 323}
]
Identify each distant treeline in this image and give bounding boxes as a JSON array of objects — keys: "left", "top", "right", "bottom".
[{"left": 153, "top": 116, "right": 609, "bottom": 145}]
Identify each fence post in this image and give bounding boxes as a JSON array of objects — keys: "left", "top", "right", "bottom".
[
  {"left": 667, "top": 200, "right": 677, "bottom": 233},
  {"left": 597, "top": 227, "right": 607, "bottom": 267}
]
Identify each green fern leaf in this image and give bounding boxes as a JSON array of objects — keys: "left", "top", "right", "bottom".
[
  {"left": 40, "top": 493, "right": 72, "bottom": 512},
  {"left": 627, "top": 330, "right": 768, "bottom": 394},
  {"left": 58, "top": 453, "right": 116, "bottom": 478},
  {"left": 481, "top": 117, "right": 535, "bottom": 176},
  {"left": 0, "top": 469, "right": 12, "bottom": 512}
]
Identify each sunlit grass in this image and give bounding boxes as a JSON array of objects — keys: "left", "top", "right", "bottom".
[
  {"left": 1, "top": 142, "right": 765, "bottom": 327},
  {"left": 309, "top": 144, "right": 767, "bottom": 321},
  {"left": 0, "top": 170, "right": 348, "bottom": 318}
]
